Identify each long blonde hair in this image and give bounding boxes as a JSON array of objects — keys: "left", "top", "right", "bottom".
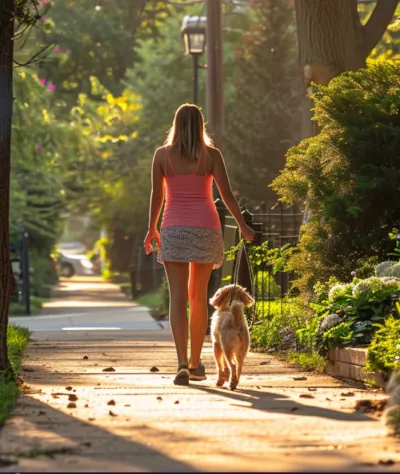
[{"left": 165, "top": 104, "right": 213, "bottom": 160}]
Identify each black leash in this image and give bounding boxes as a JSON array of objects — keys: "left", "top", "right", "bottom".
[{"left": 229, "top": 239, "right": 256, "bottom": 328}]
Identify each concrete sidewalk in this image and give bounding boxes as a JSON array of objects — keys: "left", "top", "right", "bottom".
[{"left": 1, "top": 329, "right": 399, "bottom": 472}]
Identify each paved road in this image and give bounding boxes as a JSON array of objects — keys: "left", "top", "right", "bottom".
[
  {"left": 2, "top": 276, "right": 400, "bottom": 472},
  {"left": 10, "top": 277, "right": 168, "bottom": 332}
]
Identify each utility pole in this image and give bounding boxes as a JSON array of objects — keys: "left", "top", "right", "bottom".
[
  {"left": 206, "top": 0, "right": 224, "bottom": 150},
  {"left": 206, "top": 0, "right": 224, "bottom": 333}
]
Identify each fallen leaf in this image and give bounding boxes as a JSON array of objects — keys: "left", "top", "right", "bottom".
[
  {"left": 379, "top": 460, "right": 395, "bottom": 466},
  {"left": 157, "top": 396, "right": 163, "bottom": 401},
  {"left": 66, "top": 386, "right": 73, "bottom": 391},
  {"left": 260, "top": 361, "right": 271, "bottom": 365},
  {"left": 109, "top": 410, "right": 118, "bottom": 417},
  {"left": 88, "top": 417, "right": 95, "bottom": 421},
  {"left": 124, "top": 404, "right": 130, "bottom": 407},
  {"left": 68, "top": 394, "right": 78, "bottom": 401},
  {"left": 326, "top": 398, "right": 332, "bottom": 401},
  {"left": 341, "top": 392, "right": 355, "bottom": 397},
  {"left": 107, "top": 400, "right": 116, "bottom": 406},
  {"left": 300, "top": 394, "right": 315, "bottom": 399},
  {"left": 355, "top": 399, "right": 387, "bottom": 414},
  {"left": 38, "top": 410, "right": 46, "bottom": 416},
  {"left": 308, "top": 388, "right": 317, "bottom": 392},
  {"left": 256, "top": 386, "right": 261, "bottom": 389},
  {"left": 293, "top": 376, "right": 307, "bottom": 381},
  {"left": 102, "top": 367, "right": 115, "bottom": 372},
  {"left": 290, "top": 407, "right": 299, "bottom": 412},
  {"left": 83, "top": 355, "right": 89, "bottom": 360},
  {"left": 51, "top": 394, "right": 59, "bottom": 399},
  {"left": 150, "top": 366, "right": 160, "bottom": 373},
  {"left": 67, "top": 402, "right": 76, "bottom": 409},
  {"left": 174, "top": 400, "right": 180, "bottom": 405},
  {"left": 84, "top": 404, "right": 89, "bottom": 408}
]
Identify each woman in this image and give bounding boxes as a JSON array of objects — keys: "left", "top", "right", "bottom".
[{"left": 144, "top": 104, "right": 254, "bottom": 386}]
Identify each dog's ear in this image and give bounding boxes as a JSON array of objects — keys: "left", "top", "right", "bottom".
[
  {"left": 209, "top": 285, "right": 231, "bottom": 309},
  {"left": 239, "top": 288, "right": 255, "bottom": 307}
]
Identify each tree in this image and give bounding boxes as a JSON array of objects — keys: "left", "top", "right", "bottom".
[
  {"left": 225, "top": 0, "right": 301, "bottom": 208},
  {"left": 271, "top": 63, "right": 400, "bottom": 292},
  {"left": 0, "top": 0, "right": 16, "bottom": 374},
  {"left": 295, "top": 0, "right": 399, "bottom": 137}
]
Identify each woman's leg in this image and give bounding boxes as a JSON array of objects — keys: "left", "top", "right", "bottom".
[
  {"left": 164, "top": 262, "right": 190, "bottom": 366},
  {"left": 188, "top": 263, "right": 214, "bottom": 369}
]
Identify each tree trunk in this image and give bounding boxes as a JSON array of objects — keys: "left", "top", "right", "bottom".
[
  {"left": 295, "top": 0, "right": 398, "bottom": 137},
  {"left": 0, "top": 0, "right": 15, "bottom": 372}
]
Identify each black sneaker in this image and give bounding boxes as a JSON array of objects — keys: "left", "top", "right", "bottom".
[
  {"left": 189, "top": 361, "right": 207, "bottom": 381},
  {"left": 174, "top": 365, "right": 190, "bottom": 386}
]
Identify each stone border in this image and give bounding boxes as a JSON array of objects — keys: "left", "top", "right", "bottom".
[{"left": 327, "top": 347, "right": 386, "bottom": 388}]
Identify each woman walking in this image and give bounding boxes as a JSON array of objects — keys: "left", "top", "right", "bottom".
[{"left": 144, "top": 104, "right": 254, "bottom": 386}]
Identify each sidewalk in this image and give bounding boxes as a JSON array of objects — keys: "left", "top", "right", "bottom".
[
  {"left": 1, "top": 278, "right": 399, "bottom": 471},
  {"left": 1, "top": 331, "right": 399, "bottom": 472}
]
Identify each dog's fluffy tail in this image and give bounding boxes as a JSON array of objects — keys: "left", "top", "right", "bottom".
[{"left": 231, "top": 301, "right": 245, "bottom": 327}]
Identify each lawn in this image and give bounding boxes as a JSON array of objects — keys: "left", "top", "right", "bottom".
[{"left": 0, "top": 324, "right": 30, "bottom": 424}]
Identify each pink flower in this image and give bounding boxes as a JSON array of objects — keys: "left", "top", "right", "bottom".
[
  {"left": 48, "top": 83, "right": 56, "bottom": 91},
  {"left": 36, "top": 146, "right": 43, "bottom": 152},
  {"left": 40, "top": 16, "right": 46, "bottom": 23},
  {"left": 54, "top": 47, "right": 61, "bottom": 54},
  {"left": 39, "top": 78, "right": 46, "bottom": 85},
  {"left": 40, "top": 0, "right": 50, "bottom": 6}
]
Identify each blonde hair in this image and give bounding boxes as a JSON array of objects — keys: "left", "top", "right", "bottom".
[{"left": 165, "top": 103, "right": 213, "bottom": 160}]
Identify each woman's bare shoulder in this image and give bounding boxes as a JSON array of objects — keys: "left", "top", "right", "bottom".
[
  {"left": 206, "top": 145, "right": 222, "bottom": 159},
  {"left": 153, "top": 146, "right": 167, "bottom": 162}
]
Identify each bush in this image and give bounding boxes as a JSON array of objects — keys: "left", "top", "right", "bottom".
[
  {"left": 272, "top": 63, "right": 400, "bottom": 292},
  {"left": 31, "top": 252, "right": 58, "bottom": 298},
  {"left": 251, "top": 297, "right": 310, "bottom": 352},
  {"left": 366, "top": 316, "right": 400, "bottom": 378},
  {"left": 307, "top": 275, "right": 400, "bottom": 351}
]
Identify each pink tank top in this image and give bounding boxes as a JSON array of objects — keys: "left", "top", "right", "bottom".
[{"left": 161, "top": 146, "right": 221, "bottom": 230}]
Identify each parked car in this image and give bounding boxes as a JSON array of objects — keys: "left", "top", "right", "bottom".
[{"left": 59, "top": 253, "right": 94, "bottom": 277}]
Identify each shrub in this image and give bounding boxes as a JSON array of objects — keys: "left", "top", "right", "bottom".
[
  {"left": 251, "top": 298, "right": 310, "bottom": 352},
  {"left": 271, "top": 63, "right": 400, "bottom": 292},
  {"left": 366, "top": 316, "right": 400, "bottom": 378}
]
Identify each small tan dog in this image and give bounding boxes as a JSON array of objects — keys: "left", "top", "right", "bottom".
[{"left": 209, "top": 284, "right": 255, "bottom": 390}]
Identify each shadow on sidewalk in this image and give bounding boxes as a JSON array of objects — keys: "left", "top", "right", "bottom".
[
  {"left": 1, "top": 395, "right": 197, "bottom": 472},
  {"left": 190, "top": 385, "right": 372, "bottom": 422}
]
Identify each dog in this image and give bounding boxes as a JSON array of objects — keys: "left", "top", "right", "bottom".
[{"left": 209, "top": 284, "right": 255, "bottom": 390}]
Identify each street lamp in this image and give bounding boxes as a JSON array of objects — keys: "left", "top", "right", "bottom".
[{"left": 181, "top": 15, "right": 207, "bottom": 105}]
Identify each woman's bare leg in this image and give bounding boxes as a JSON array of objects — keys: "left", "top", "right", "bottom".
[
  {"left": 164, "top": 262, "right": 190, "bottom": 366},
  {"left": 188, "top": 263, "right": 213, "bottom": 368}
]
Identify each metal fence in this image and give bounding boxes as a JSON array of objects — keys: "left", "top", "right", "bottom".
[
  {"left": 221, "top": 202, "right": 303, "bottom": 323},
  {"left": 129, "top": 201, "right": 303, "bottom": 323}
]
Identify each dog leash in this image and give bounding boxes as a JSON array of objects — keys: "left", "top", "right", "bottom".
[{"left": 229, "top": 239, "right": 256, "bottom": 328}]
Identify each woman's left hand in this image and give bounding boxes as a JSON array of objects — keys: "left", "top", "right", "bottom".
[{"left": 144, "top": 228, "right": 161, "bottom": 255}]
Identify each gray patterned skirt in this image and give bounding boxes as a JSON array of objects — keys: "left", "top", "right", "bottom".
[{"left": 158, "top": 226, "right": 224, "bottom": 269}]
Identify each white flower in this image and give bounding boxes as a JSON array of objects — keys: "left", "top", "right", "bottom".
[
  {"left": 328, "top": 284, "right": 352, "bottom": 302},
  {"left": 319, "top": 314, "right": 342, "bottom": 332}
]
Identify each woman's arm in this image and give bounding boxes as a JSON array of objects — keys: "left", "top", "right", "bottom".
[
  {"left": 144, "top": 148, "right": 164, "bottom": 254},
  {"left": 211, "top": 148, "right": 255, "bottom": 240},
  {"left": 148, "top": 148, "right": 165, "bottom": 231}
]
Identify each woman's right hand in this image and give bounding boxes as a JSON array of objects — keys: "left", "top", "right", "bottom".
[
  {"left": 240, "top": 224, "right": 255, "bottom": 242},
  {"left": 144, "top": 228, "right": 161, "bottom": 255}
]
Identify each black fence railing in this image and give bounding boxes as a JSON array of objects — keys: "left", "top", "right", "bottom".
[{"left": 129, "top": 201, "right": 303, "bottom": 323}]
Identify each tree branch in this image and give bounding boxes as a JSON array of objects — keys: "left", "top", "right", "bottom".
[{"left": 363, "top": 0, "right": 399, "bottom": 56}]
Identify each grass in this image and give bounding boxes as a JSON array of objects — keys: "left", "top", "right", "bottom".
[
  {"left": 0, "top": 324, "right": 30, "bottom": 424},
  {"left": 9, "top": 296, "right": 47, "bottom": 316},
  {"left": 136, "top": 290, "right": 164, "bottom": 312},
  {"left": 282, "top": 350, "right": 327, "bottom": 374}
]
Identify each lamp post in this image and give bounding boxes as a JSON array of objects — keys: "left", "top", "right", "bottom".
[{"left": 181, "top": 15, "right": 207, "bottom": 105}]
